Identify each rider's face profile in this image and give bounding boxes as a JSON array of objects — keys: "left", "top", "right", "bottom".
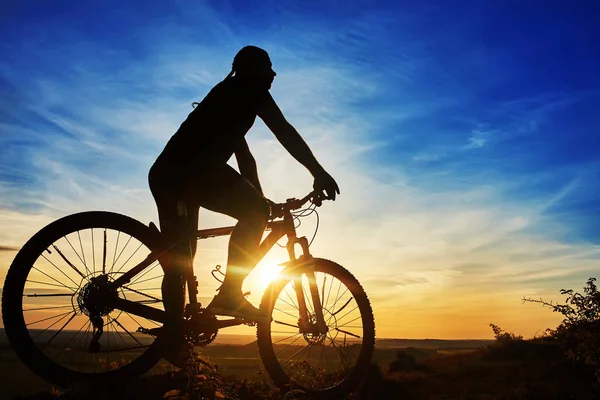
[{"left": 237, "top": 60, "right": 276, "bottom": 90}]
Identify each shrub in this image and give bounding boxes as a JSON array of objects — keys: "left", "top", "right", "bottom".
[
  {"left": 388, "top": 350, "right": 417, "bottom": 372},
  {"left": 489, "top": 323, "right": 523, "bottom": 345},
  {"left": 524, "top": 277, "right": 600, "bottom": 382}
]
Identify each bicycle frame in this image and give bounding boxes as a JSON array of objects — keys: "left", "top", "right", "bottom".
[{"left": 104, "top": 197, "right": 327, "bottom": 334}]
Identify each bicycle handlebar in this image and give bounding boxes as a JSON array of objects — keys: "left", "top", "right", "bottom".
[{"left": 269, "top": 190, "right": 331, "bottom": 219}]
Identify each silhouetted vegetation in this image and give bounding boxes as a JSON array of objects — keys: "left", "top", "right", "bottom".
[
  {"left": 12, "top": 278, "right": 600, "bottom": 399},
  {"left": 524, "top": 277, "right": 600, "bottom": 382}
]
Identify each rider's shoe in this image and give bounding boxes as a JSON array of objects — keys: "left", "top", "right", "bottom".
[{"left": 206, "top": 290, "right": 271, "bottom": 322}]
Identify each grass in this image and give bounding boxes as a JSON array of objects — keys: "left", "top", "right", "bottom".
[{"left": 6, "top": 339, "right": 600, "bottom": 400}]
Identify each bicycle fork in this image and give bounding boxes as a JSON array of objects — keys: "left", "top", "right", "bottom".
[{"left": 287, "top": 236, "right": 328, "bottom": 335}]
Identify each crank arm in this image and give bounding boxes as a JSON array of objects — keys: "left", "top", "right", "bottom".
[{"left": 215, "top": 318, "right": 247, "bottom": 329}]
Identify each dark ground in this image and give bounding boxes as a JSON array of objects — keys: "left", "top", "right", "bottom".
[{"left": 2, "top": 337, "right": 599, "bottom": 399}]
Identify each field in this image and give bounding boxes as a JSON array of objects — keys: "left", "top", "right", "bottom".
[{"left": 1, "top": 329, "right": 599, "bottom": 399}]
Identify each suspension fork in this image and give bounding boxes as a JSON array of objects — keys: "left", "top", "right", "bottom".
[{"left": 287, "top": 236, "right": 328, "bottom": 335}]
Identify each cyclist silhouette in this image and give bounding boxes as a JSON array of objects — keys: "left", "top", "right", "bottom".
[{"left": 149, "top": 46, "right": 340, "bottom": 323}]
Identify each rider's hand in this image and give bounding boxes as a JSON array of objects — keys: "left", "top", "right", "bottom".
[
  {"left": 313, "top": 170, "right": 340, "bottom": 200},
  {"left": 265, "top": 198, "right": 282, "bottom": 219}
]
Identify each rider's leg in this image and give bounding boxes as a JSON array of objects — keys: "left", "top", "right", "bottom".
[
  {"left": 149, "top": 173, "right": 199, "bottom": 328},
  {"left": 158, "top": 202, "right": 199, "bottom": 321},
  {"left": 196, "top": 165, "right": 270, "bottom": 317},
  {"left": 204, "top": 184, "right": 269, "bottom": 294}
]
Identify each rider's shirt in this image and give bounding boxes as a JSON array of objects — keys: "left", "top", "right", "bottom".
[{"left": 151, "top": 76, "right": 269, "bottom": 175}]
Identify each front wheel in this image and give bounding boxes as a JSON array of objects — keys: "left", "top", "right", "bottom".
[{"left": 257, "top": 258, "right": 375, "bottom": 398}]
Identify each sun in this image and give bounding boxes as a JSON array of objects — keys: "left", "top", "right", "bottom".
[
  {"left": 244, "top": 256, "right": 287, "bottom": 296},
  {"left": 256, "top": 262, "right": 283, "bottom": 287}
]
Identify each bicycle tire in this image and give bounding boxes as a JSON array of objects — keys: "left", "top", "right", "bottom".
[
  {"left": 257, "top": 258, "right": 375, "bottom": 398},
  {"left": 2, "top": 211, "right": 169, "bottom": 387}
]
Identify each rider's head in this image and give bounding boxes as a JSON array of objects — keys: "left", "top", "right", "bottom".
[{"left": 230, "top": 46, "right": 276, "bottom": 90}]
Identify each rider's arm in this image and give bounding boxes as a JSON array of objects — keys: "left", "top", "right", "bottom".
[
  {"left": 257, "top": 93, "right": 325, "bottom": 177},
  {"left": 235, "top": 138, "right": 263, "bottom": 195},
  {"left": 257, "top": 92, "right": 340, "bottom": 199}
]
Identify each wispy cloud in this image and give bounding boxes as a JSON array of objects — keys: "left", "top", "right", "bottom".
[{"left": 0, "top": 245, "right": 18, "bottom": 252}]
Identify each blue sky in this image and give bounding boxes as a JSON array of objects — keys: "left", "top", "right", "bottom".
[{"left": 1, "top": 0, "right": 599, "bottom": 338}]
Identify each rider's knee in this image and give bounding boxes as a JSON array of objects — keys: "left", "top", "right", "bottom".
[
  {"left": 259, "top": 197, "right": 270, "bottom": 221},
  {"left": 244, "top": 196, "right": 270, "bottom": 224}
]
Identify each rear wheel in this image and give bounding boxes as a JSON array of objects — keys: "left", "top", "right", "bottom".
[
  {"left": 1, "top": 212, "right": 169, "bottom": 386},
  {"left": 257, "top": 258, "right": 375, "bottom": 398}
]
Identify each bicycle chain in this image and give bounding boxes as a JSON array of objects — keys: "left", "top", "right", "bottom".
[{"left": 122, "top": 285, "right": 162, "bottom": 303}]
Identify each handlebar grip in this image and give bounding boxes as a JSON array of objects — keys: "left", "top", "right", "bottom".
[{"left": 312, "top": 194, "right": 323, "bottom": 207}]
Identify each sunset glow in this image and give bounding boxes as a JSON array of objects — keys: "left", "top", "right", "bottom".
[{"left": 1, "top": 1, "right": 599, "bottom": 341}]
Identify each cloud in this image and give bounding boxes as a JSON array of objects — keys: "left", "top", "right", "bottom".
[
  {"left": 464, "top": 130, "right": 490, "bottom": 149},
  {"left": 0, "top": 245, "right": 18, "bottom": 252}
]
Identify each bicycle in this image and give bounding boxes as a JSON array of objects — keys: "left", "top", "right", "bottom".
[{"left": 1, "top": 191, "right": 375, "bottom": 397}]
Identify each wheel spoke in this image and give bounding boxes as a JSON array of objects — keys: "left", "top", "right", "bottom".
[
  {"left": 327, "top": 337, "right": 346, "bottom": 369},
  {"left": 282, "top": 286, "right": 299, "bottom": 310},
  {"left": 31, "top": 311, "right": 75, "bottom": 340},
  {"left": 273, "top": 332, "right": 301, "bottom": 345},
  {"left": 284, "top": 343, "right": 311, "bottom": 365},
  {"left": 338, "top": 315, "right": 362, "bottom": 327},
  {"left": 275, "top": 334, "right": 304, "bottom": 359},
  {"left": 272, "top": 320, "right": 299, "bottom": 329},
  {"left": 26, "top": 310, "right": 74, "bottom": 327},
  {"left": 277, "top": 294, "right": 299, "bottom": 311},
  {"left": 128, "top": 260, "right": 160, "bottom": 285},
  {"left": 46, "top": 312, "right": 78, "bottom": 344},
  {"left": 39, "top": 254, "right": 80, "bottom": 288},
  {"left": 76, "top": 231, "right": 88, "bottom": 274},
  {"left": 111, "top": 235, "right": 133, "bottom": 273},
  {"left": 27, "top": 279, "right": 77, "bottom": 290},
  {"left": 114, "top": 242, "right": 143, "bottom": 274},
  {"left": 51, "top": 244, "right": 85, "bottom": 279},
  {"left": 330, "top": 286, "right": 349, "bottom": 314},
  {"left": 331, "top": 297, "right": 353, "bottom": 317},
  {"left": 65, "top": 235, "right": 91, "bottom": 276},
  {"left": 24, "top": 305, "right": 74, "bottom": 312},
  {"left": 127, "top": 274, "right": 162, "bottom": 286},
  {"left": 320, "top": 273, "right": 327, "bottom": 310},
  {"left": 110, "top": 231, "right": 121, "bottom": 273},
  {"left": 53, "top": 318, "right": 90, "bottom": 361},
  {"left": 324, "top": 273, "right": 335, "bottom": 311},
  {"left": 29, "top": 267, "right": 77, "bottom": 291},
  {"left": 91, "top": 228, "right": 96, "bottom": 274},
  {"left": 110, "top": 320, "right": 129, "bottom": 345},
  {"left": 110, "top": 316, "right": 145, "bottom": 348},
  {"left": 273, "top": 307, "right": 299, "bottom": 320},
  {"left": 24, "top": 291, "right": 74, "bottom": 297},
  {"left": 337, "top": 304, "right": 359, "bottom": 322},
  {"left": 102, "top": 229, "right": 107, "bottom": 274},
  {"left": 335, "top": 327, "right": 360, "bottom": 339}
]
